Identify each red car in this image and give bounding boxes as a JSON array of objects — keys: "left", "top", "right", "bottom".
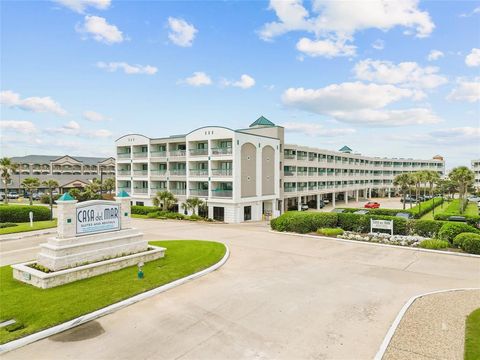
[{"left": 364, "top": 201, "right": 380, "bottom": 209}]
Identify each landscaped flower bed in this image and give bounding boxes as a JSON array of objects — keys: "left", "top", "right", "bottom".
[{"left": 336, "top": 231, "right": 427, "bottom": 247}]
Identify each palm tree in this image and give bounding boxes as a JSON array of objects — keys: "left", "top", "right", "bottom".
[
  {"left": 185, "top": 197, "right": 204, "bottom": 215},
  {"left": 0, "top": 157, "right": 18, "bottom": 204},
  {"left": 152, "top": 191, "right": 177, "bottom": 211},
  {"left": 426, "top": 170, "right": 440, "bottom": 197},
  {"left": 21, "top": 177, "right": 40, "bottom": 205},
  {"left": 449, "top": 166, "right": 475, "bottom": 214},
  {"left": 394, "top": 173, "right": 413, "bottom": 210},
  {"left": 103, "top": 177, "right": 116, "bottom": 195},
  {"left": 180, "top": 202, "right": 188, "bottom": 215},
  {"left": 42, "top": 179, "right": 59, "bottom": 220}
]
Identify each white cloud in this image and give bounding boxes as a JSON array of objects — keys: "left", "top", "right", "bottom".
[
  {"left": 259, "top": 0, "right": 434, "bottom": 57},
  {"left": 353, "top": 59, "right": 447, "bottom": 89},
  {"left": 83, "top": 110, "right": 110, "bottom": 122},
  {"left": 460, "top": 6, "right": 480, "bottom": 17},
  {"left": 281, "top": 122, "right": 355, "bottom": 136},
  {"left": 427, "top": 50, "right": 444, "bottom": 61},
  {"left": 168, "top": 17, "right": 197, "bottom": 47},
  {"left": 76, "top": 15, "right": 124, "bottom": 44},
  {"left": 282, "top": 82, "right": 441, "bottom": 126},
  {"left": 296, "top": 37, "right": 356, "bottom": 58},
  {"left": 371, "top": 39, "right": 385, "bottom": 50},
  {"left": 0, "top": 120, "right": 37, "bottom": 134},
  {"left": 223, "top": 74, "right": 256, "bottom": 89},
  {"left": 180, "top": 72, "right": 212, "bottom": 87},
  {"left": 465, "top": 48, "right": 480, "bottom": 67},
  {"left": 54, "top": 0, "right": 110, "bottom": 13},
  {"left": 96, "top": 62, "right": 157, "bottom": 75},
  {"left": 47, "top": 120, "right": 112, "bottom": 138},
  {"left": 431, "top": 127, "right": 480, "bottom": 140},
  {"left": 0, "top": 90, "right": 67, "bottom": 115},
  {"left": 447, "top": 78, "right": 480, "bottom": 102},
  {"left": 390, "top": 126, "right": 480, "bottom": 145}
]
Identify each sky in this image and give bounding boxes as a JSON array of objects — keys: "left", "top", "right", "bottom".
[{"left": 1, "top": 0, "right": 479, "bottom": 170}]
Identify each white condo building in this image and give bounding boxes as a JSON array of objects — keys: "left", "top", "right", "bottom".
[
  {"left": 472, "top": 159, "right": 480, "bottom": 188},
  {"left": 116, "top": 117, "right": 445, "bottom": 223}
]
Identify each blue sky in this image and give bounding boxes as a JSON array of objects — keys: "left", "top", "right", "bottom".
[{"left": 1, "top": 0, "right": 479, "bottom": 169}]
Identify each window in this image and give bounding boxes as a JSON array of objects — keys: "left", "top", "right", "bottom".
[
  {"left": 213, "top": 207, "right": 224, "bottom": 221},
  {"left": 244, "top": 206, "right": 252, "bottom": 221}
]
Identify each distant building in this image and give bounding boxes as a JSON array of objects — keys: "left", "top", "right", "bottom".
[
  {"left": 115, "top": 116, "right": 445, "bottom": 223},
  {"left": 472, "top": 159, "right": 480, "bottom": 189},
  {"left": 7, "top": 155, "right": 115, "bottom": 193}
]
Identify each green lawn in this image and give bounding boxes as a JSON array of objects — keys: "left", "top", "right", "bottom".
[
  {"left": 421, "top": 199, "right": 478, "bottom": 220},
  {"left": 0, "top": 220, "right": 57, "bottom": 235},
  {"left": 131, "top": 214, "right": 149, "bottom": 219},
  {"left": 0, "top": 240, "right": 226, "bottom": 344},
  {"left": 465, "top": 308, "right": 480, "bottom": 360}
]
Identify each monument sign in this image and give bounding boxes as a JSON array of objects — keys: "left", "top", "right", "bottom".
[{"left": 76, "top": 201, "right": 120, "bottom": 235}]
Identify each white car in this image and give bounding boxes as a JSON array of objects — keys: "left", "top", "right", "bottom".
[
  {"left": 301, "top": 204, "right": 309, "bottom": 211},
  {"left": 467, "top": 196, "right": 480, "bottom": 203}
]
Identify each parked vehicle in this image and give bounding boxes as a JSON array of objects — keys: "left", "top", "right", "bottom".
[
  {"left": 0, "top": 192, "right": 4, "bottom": 201},
  {"left": 467, "top": 196, "right": 480, "bottom": 203},
  {"left": 400, "top": 196, "right": 416, "bottom": 203},
  {"left": 364, "top": 201, "right": 380, "bottom": 209},
  {"left": 323, "top": 199, "right": 330, "bottom": 204},
  {"left": 7, "top": 192, "right": 19, "bottom": 199},
  {"left": 301, "top": 204, "right": 309, "bottom": 211}
]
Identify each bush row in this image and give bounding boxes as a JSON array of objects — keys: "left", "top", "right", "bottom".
[
  {"left": 131, "top": 205, "right": 158, "bottom": 215},
  {"left": 337, "top": 208, "right": 411, "bottom": 217},
  {"left": 146, "top": 211, "right": 204, "bottom": 221},
  {"left": 0, "top": 205, "right": 51, "bottom": 223},
  {"left": 434, "top": 213, "right": 480, "bottom": 227}
]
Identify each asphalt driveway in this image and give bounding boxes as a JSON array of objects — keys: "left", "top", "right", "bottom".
[{"left": 3, "top": 219, "right": 480, "bottom": 359}]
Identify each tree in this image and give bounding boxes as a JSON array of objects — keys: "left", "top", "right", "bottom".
[
  {"left": 180, "top": 202, "right": 188, "bottom": 215},
  {"left": 185, "top": 197, "right": 204, "bottom": 215},
  {"left": 21, "top": 177, "right": 40, "bottom": 205},
  {"left": 42, "top": 179, "right": 59, "bottom": 220},
  {"left": 103, "top": 177, "right": 115, "bottom": 195},
  {"left": 394, "top": 173, "right": 414, "bottom": 210},
  {"left": 152, "top": 191, "right": 177, "bottom": 211},
  {"left": 0, "top": 157, "right": 18, "bottom": 204},
  {"left": 426, "top": 170, "right": 440, "bottom": 197},
  {"left": 449, "top": 166, "right": 475, "bottom": 214}
]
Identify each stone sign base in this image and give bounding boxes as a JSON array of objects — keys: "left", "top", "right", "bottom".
[{"left": 12, "top": 246, "right": 165, "bottom": 289}]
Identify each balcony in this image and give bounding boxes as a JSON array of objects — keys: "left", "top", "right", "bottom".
[
  {"left": 150, "top": 169, "right": 167, "bottom": 176},
  {"left": 297, "top": 155, "right": 307, "bottom": 161},
  {"left": 117, "top": 187, "right": 131, "bottom": 194},
  {"left": 211, "top": 147, "right": 232, "bottom": 156},
  {"left": 284, "top": 171, "right": 295, "bottom": 176},
  {"left": 189, "top": 148, "right": 208, "bottom": 156},
  {"left": 189, "top": 169, "right": 208, "bottom": 176},
  {"left": 211, "top": 169, "right": 232, "bottom": 176},
  {"left": 117, "top": 153, "right": 131, "bottom": 159},
  {"left": 133, "top": 170, "right": 148, "bottom": 176},
  {"left": 284, "top": 154, "right": 296, "bottom": 160},
  {"left": 171, "top": 188, "right": 186, "bottom": 196},
  {"left": 117, "top": 169, "right": 131, "bottom": 175},
  {"left": 133, "top": 188, "right": 148, "bottom": 194},
  {"left": 284, "top": 187, "right": 296, "bottom": 192},
  {"left": 170, "top": 169, "right": 186, "bottom": 176},
  {"left": 170, "top": 150, "right": 186, "bottom": 157},
  {"left": 133, "top": 152, "right": 148, "bottom": 159},
  {"left": 151, "top": 151, "right": 167, "bottom": 158},
  {"left": 190, "top": 189, "right": 209, "bottom": 197},
  {"left": 211, "top": 189, "right": 232, "bottom": 198}
]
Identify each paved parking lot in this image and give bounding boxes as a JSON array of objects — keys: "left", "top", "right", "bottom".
[{"left": 3, "top": 219, "right": 480, "bottom": 360}]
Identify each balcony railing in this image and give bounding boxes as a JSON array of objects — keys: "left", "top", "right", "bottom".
[
  {"left": 189, "top": 148, "right": 208, "bottom": 156},
  {"left": 151, "top": 151, "right": 167, "bottom": 158},
  {"left": 170, "top": 150, "right": 186, "bottom": 157},
  {"left": 211, "top": 189, "right": 232, "bottom": 198},
  {"left": 117, "top": 169, "right": 131, "bottom": 175},
  {"left": 211, "top": 169, "right": 232, "bottom": 176},
  {"left": 189, "top": 169, "right": 209, "bottom": 176},
  {"left": 297, "top": 155, "right": 307, "bottom": 161},
  {"left": 117, "top": 153, "right": 131, "bottom": 159},
  {"left": 117, "top": 187, "right": 131, "bottom": 194},
  {"left": 133, "top": 152, "right": 148, "bottom": 158},
  {"left": 151, "top": 186, "right": 167, "bottom": 192},
  {"left": 170, "top": 169, "right": 186, "bottom": 176},
  {"left": 284, "top": 187, "right": 296, "bottom": 192},
  {"left": 171, "top": 189, "right": 186, "bottom": 196},
  {"left": 211, "top": 147, "right": 232, "bottom": 156},
  {"left": 133, "top": 170, "right": 148, "bottom": 175},
  {"left": 284, "top": 154, "right": 296, "bottom": 159},
  {"left": 190, "top": 189, "right": 209, "bottom": 197},
  {"left": 284, "top": 171, "right": 295, "bottom": 176},
  {"left": 151, "top": 169, "right": 167, "bottom": 175},
  {"left": 133, "top": 188, "right": 148, "bottom": 194}
]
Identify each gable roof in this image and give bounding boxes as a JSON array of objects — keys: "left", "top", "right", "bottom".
[
  {"left": 249, "top": 116, "right": 275, "bottom": 127},
  {"left": 339, "top": 146, "right": 353, "bottom": 153},
  {"left": 10, "top": 155, "right": 113, "bottom": 166}
]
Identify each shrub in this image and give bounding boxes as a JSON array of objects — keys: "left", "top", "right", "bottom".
[
  {"left": 146, "top": 212, "right": 159, "bottom": 218},
  {"left": 40, "top": 194, "right": 60, "bottom": 204},
  {"left": 337, "top": 213, "right": 370, "bottom": 232},
  {"left": 131, "top": 205, "right": 158, "bottom": 215},
  {"left": 434, "top": 213, "right": 480, "bottom": 227},
  {"left": 188, "top": 214, "right": 202, "bottom": 221},
  {"left": 337, "top": 208, "right": 410, "bottom": 217},
  {"left": 454, "top": 232, "right": 480, "bottom": 249},
  {"left": 0, "top": 222, "right": 18, "bottom": 229},
  {"left": 0, "top": 205, "right": 51, "bottom": 223},
  {"left": 419, "top": 239, "right": 449, "bottom": 250},
  {"left": 409, "top": 197, "right": 444, "bottom": 218},
  {"left": 270, "top": 212, "right": 338, "bottom": 233},
  {"left": 317, "top": 227, "right": 344, "bottom": 236},
  {"left": 165, "top": 212, "right": 185, "bottom": 220},
  {"left": 437, "top": 222, "right": 480, "bottom": 243},
  {"left": 462, "top": 237, "right": 480, "bottom": 255},
  {"left": 407, "top": 220, "right": 445, "bottom": 238}
]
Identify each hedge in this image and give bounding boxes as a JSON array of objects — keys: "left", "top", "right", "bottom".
[
  {"left": 462, "top": 237, "right": 480, "bottom": 255},
  {"left": 434, "top": 213, "right": 480, "bottom": 227},
  {"left": 407, "top": 219, "right": 445, "bottom": 238},
  {"left": 131, "top": 205, "right": 158, "bottom": 215},
  {"left": 437, "top": 222, "right": 480, "bottom": 243},
  {"left": 337, "top": 207, "right": 409, "bottom": 217},
  {"left": 419, "top": 239, "right": 449, "bottom": 250},
  {"left": 0, "top": 205, "right": 51, "bottom": 223},
  {"left": 317, "top": 228, "right": 344, "bottom": 236},
  {"left": 409, "top": 197, "right": 444, "bottom": 218},
  {"left": 453, "top": 232, "right": 480, "bottom": 249},
  {"left": 270, "top": 211, "right": 338, "bottom": 233}
]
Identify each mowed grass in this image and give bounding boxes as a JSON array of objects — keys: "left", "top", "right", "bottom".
[
  {"left": 0, "top": 240, "right": 226, "bottom": 344},
  {"left": 0, "top": 220, "right": 57, "bottom": 235},
  {"left": 465, "top": 308, "right": 480, "bottom": 360},
  {"left": 420, "top": 199, "right": 478, "bottom": 220}
]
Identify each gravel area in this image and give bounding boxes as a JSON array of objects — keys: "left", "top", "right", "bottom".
[{"left": 384, "top": 289, "right": 480, "bottom": 360}]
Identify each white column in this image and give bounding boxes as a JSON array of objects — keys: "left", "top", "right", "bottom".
[
  {"left": 317, "top": 195, "right": 320, "bottom": 210},
  {"left": 345, "top": 191, "right": 349, "bottom": 205},
  {"left": 297, "top": 196, "right": 301, "bottom": 211},
  {"left": 115, "top": 195, "right": 132, "bottom": 230},
  {"left": 332, "top": 192, "right": 336, "bottom": 208},
  {"left": 356, "top": 190, "right": 359, "bottom": 202},
  {"left": 388, "top": 188, "right": 391, "bottom": 198},
  {"left": 56, "top": 199, "right": 78, "bottom": 239}
]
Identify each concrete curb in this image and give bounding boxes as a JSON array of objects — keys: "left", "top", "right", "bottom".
[
  {"left": 0, "top": 244, "right": 230, "bottom": 355},
  {"left": 374, "top": 288, "right": 480, "bottom": 360},
  {"left": 270, "top": 230, "right": 480, "bottom": 259},
  {"left": 0, "top": 229, "right": 56, "bottom": 242}
]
